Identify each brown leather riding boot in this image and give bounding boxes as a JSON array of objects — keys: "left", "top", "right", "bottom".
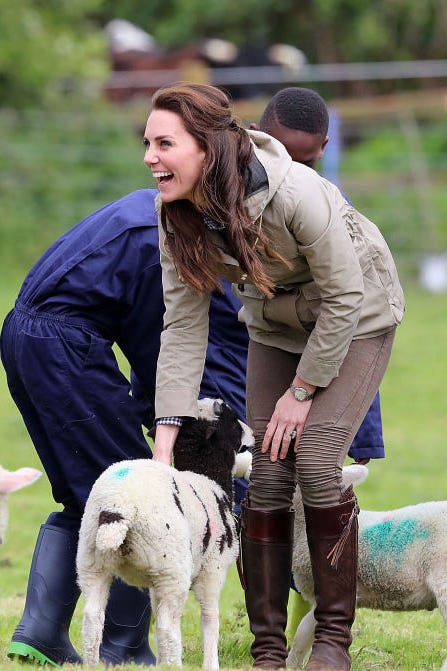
[
  {"left": 303, "top": 487, "right": 359, "bottom": 671},
  {"left": 239, "top": 502, "right": 294, "bottom": 669}
]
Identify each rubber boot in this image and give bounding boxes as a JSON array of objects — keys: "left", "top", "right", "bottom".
[
  {"left": 100, "top": 578, "right": 156, "bottom": 666},
  {"left": 240, "top": 502, "right": 294, "bottom": 669},
  {"left": 7, "top": 523, "right": 82, "bottom": 666},
  {"left": 303, "top": 486, "right": 359, "bottom": 671}
]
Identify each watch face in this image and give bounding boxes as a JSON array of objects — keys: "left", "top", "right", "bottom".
[
  {"left": 290, "top": 385, "right": 313, "bottom": 401},
  {"left": 294, "top": 387, "right": 307, "bottom": 400}
]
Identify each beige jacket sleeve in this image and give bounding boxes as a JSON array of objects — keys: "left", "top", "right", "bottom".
[
  {"left": 155, "top": 223, "right": 211, "bottom": 419},
  {"left": 289, "top": 177, "right": 365, "bottom": 387}
]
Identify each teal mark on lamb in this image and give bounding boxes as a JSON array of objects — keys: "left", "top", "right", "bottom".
[
  {"left": 362, "top": 518, "right": 429, "bottom": 562},
  {"left": 113, "top": 466, "right": 132, "bottom": 479}
]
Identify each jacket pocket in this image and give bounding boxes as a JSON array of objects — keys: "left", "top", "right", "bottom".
[
  {"left": 297, "top": 282, "right": 321, "bottom": 330},
  {"left": 263, "top": 283, "right": 320, "bottom": 334},
  {"left": 19, "top": 331, "right": 92, "bottom": 416},
  {"left": 263, "top": 290, "right": 303, "bottom": 330}
]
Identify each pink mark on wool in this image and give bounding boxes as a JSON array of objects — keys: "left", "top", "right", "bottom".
[{"left": 207, "top": 516, "right": 220, "bottom": 536}]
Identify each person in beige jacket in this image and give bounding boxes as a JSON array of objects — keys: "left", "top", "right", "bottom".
[{"left": 143, "top": 83, "right": 404, "bottom": 671}]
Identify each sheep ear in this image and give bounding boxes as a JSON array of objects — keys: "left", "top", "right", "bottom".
[
  {"left": 0, "top": 467, "right": 42, "bottom": 494},
  {"left": 237, "top": 420, "right": 255, "bottom": 450},
  {"left": 342, "top": 464, "right": 369, "bottom": 489}
]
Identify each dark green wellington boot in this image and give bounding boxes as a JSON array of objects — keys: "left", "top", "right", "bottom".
[{"left": 7, "top": 523, "right": 82, "bottom": 665}]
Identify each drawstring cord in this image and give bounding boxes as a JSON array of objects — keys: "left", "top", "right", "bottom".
[{"left": 326, "top": 501, "right": 359, "bottom": 569}]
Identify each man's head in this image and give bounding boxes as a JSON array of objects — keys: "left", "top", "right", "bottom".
[{"left": 254, "top": 87, "right": 329, "bottom": 169}]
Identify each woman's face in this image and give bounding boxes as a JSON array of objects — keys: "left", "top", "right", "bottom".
[{"left": 144, "top": 109, "right": 206, "bottom": 203}]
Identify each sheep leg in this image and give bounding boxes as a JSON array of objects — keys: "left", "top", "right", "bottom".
[
  {"left": 199, "top": 600, "right": 220, "bottom": 671},
  {"left": 428, "top": 572, "right": 447, "bottom": 671},
  {"left": 81, "top": 573, "right": 113, "bottom": 665},
  {"left": 193, "top": 570, "right": 225, "bottom": 671},
  {"left": 286, "top": 607, "right": 316, "bottom": 669},
  {"left": 152, "top": 586, "right": 188, "bottom": 667},
  {"left": 0, "top": 493, "right": 8, "bottom": 544}
]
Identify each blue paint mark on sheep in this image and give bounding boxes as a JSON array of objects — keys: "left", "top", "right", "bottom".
[
  {"left": 113, "top": 467, "right": 132, "bottom": 479},
  {"left": 362, "top": 518, "right": 429, "bottom": 563}
]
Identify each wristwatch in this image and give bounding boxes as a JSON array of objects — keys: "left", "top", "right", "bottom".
[{"left": 289, "top": 384, "right": 315, "bottom": 401}]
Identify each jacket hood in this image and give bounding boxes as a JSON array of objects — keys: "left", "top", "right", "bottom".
[{"left": 245, "top": 129, "right": 293, "bottom": 219}]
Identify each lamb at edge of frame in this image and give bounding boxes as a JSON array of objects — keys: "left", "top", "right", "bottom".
[
  {"left": 0, "top": 466, "right": 42, "bottom": 545},
  {"left": 287, "top": 464, "right": 447, "bottom": 671},
  {"left": 76, "top": 398, "right": 254, "bottom": 670}
]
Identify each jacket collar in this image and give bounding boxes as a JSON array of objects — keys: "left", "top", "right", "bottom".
[{"left": 244, "top": 155, "right": 269, "bottom": 198}]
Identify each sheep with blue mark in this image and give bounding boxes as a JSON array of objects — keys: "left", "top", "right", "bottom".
[
  {"left": 287, "top": 464, "right": 447, "bottom": 670},
  {"left": 76, "top": 398, "right": 254, "bottom": 670}
]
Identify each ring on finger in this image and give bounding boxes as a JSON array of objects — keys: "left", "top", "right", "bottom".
[{"left": 287, "top": 429, "right": 297, "bottom": 440}]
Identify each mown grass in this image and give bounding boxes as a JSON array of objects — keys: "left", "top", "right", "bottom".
[{"left": 1, "top": 278, "right": 447, "bottom": 669}]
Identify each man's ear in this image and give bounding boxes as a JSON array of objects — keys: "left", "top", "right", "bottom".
[
  {"left": 318, "top": 135, "right": 329, "bottom": 161},
  {"left": 249, "top": 122, "right": 260, "bottom": 130}
]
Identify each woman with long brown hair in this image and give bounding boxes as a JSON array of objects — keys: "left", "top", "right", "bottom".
[{"left": 145, "top": 83, "right": 404, "bottom": 671}]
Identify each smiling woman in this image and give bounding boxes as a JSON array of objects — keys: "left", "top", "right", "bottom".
[
  {"left": 143, "top": 109, "right": 206, "bottom": 203},
  {"left": 146, "top": 82, "right": 405, "bottom": 671}
]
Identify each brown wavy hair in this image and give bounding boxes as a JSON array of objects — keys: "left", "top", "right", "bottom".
[{"left": 150, "top": 83, "right": 288, "bottom": 298}]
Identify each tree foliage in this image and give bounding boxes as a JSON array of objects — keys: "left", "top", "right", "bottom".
[
  {"left": 0, "top": 0, "right": 107, "bottom": 108},
  {"left": 1, "top": 0, "right": 446, "bottom": 109},
  {"left": 96, "top": 0, "right": 447, "bottom": 61}
]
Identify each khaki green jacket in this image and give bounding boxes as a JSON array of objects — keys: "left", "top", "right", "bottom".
[{"left": 155, "top": 130, "right": 404, "bottom": 419}]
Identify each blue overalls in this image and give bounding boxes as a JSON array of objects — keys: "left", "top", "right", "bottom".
[{"left": 0, "top": 189, "right": 249, "bottom": 528}]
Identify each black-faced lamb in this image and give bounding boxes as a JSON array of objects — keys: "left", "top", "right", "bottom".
[
  {"left": 0, "top": 466, "right": 42, "bottom": 545},
  {"left": 76, "top": 398, "right": 254, "bottom": 670},
  {"left": 287, "top": 464, "right": 447, "bottom": 670}
]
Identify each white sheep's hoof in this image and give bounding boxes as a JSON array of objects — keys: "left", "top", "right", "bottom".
[{"left": 0, "top": 467, "right": 42, "bottom": 494}]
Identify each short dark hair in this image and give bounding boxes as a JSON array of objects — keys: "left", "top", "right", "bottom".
[{"left": 260, "top": 87, "right": 329, "bottom": 136}]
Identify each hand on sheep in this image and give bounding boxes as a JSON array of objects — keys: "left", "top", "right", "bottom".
[{"left": 153, "top": 424, "right": 179, "bottom": 465}]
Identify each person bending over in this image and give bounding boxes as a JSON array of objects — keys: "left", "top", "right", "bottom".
[
  {"left": 0, "top": 188, "right": 248, "bottom": 667},
  {"left": 146, "top": 83, "right": 404, "bottom": 671}
]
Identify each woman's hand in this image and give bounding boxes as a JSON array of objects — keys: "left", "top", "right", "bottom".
[
  {"left": 262, "top": 382, "right": 315, "bottom": 462},
  {"left": 153, "top": 424, "right": 180, "bottom": 465}
]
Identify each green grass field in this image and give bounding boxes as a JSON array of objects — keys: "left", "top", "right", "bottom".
[{"left": 1, "top": 281, "right": 447, "bottom": 670}]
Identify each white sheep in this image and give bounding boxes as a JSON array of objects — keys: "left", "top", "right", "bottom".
[
  {"left": 0, "top": 466, "right": 42, "bottom": 545},
  {"left": 77, "top": 399, "right": 254, "bottom": 670},
  {"left": 287, "top": 464, "right": 447, "bottom": 670}
]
